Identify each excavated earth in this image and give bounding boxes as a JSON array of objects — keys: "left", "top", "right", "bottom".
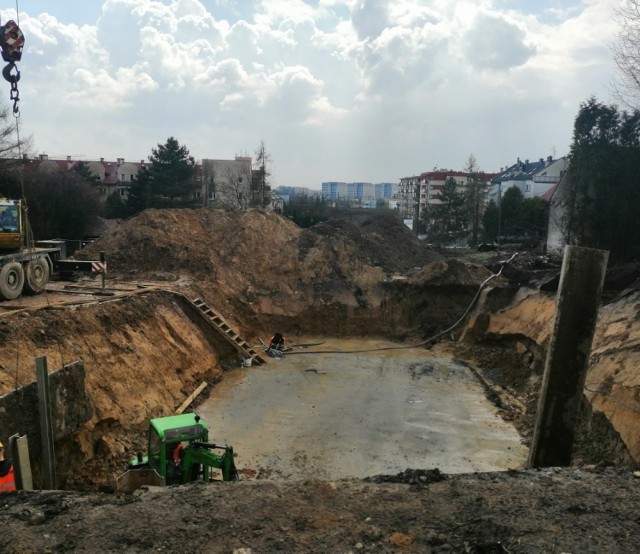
[{"left": 0, "top": 209, "right": 639, "bottom": 553}]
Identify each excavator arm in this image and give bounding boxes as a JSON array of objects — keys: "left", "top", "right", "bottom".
[{"left": 180, "top": 442, "right": 238, "bottom": 483}]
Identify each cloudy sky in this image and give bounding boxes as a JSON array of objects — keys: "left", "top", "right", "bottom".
[{"left": 0, "top": 0, "right": 621, "bottom": 188}]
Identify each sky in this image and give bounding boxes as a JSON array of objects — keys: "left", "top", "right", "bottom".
[{"left": 0, "top": 0, "right": 622, "bottom": 188}]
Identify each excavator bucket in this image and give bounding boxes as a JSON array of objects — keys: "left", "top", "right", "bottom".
[{"left": 115, "top": 467, "right": 165, "bottom": 493}]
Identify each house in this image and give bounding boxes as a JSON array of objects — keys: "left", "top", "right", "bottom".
[
  {"left": 22, "top": 154, "right": 151, "bottom": 201},
  {"left": 489, "top": 156, "right": 567, "bottom": 204},
  {"left": 200, "top": 157, "right": 253, "bottom": 210}
]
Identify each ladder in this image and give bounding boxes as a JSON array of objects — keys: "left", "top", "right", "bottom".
[{"left": 190, "top": 298, "right": 266, "bottom": 365}]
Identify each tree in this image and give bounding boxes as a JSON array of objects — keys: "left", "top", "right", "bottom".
[
  {"left": 482, "top": 200, "right": 499, "bottom": 242},
  {"left": 283, "top": 195, "right": 330, "bottom": 228},
  {"left": 0, "top": 102, "right": 30, "bottom": 192},
  {"left": 0, "top": 104, "right": 29, "bottom": 166},
  {"left": 105, "top": 191, "right": 128, "bottom": 219},
  {"left": 149, "top": 137, "right": 197, "bottom": 199},
  {"left": 613, "top": 0, "right": 640, "bottom": 108},
  {"left": 126, "top": 166, "right": 154, "bottom": 216},
  {"left": 126, "top": 137, "right": 197, "bottom": 215},
  {"left": 253, "top": 140, "right": 272, "bottom": 208},
  {"left": 73, "top": 161, "right": 100, "bottom": 184},
  {"left": 217, "top": 165, "right": 252, "bottom": 211},
  {"left": 463, "top": 154, "right": 488, "bottom": 247},
  {"left": 500, "top": 186, "right": 524, "bottom": 236},
  {"left": 424, "top": 177, "right": 468, "bottom": 245},
  {"left": 562, "top": 97, "right": 640, "bottom": 262},
  {"left": 22, "top": 169, "right": 101, "bottom": 239}
]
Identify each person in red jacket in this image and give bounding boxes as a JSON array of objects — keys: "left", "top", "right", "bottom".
[{"left": 0, "top": 441, "right": 15, "bottom": 492}]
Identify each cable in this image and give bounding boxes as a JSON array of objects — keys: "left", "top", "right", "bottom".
[{"left": 284, "top": 253, "right": 519, "bottom": 356}]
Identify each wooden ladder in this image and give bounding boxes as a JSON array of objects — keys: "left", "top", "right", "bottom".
[{"left": 190, "top": 298, "right": 266, "bottom": 365}]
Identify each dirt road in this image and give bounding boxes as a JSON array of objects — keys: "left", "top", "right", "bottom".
[{"left": 199, "top": 339, "right": 528, "bottom": 480}]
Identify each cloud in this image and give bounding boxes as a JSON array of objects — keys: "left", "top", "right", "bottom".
[
  {"left": 1, "top": 0, "right": 620, "bottom": 186},
  {"left": 351, "top": 0, "right": 390, "bottom": 40},
  {"left": 463, "top": 12, "right": 536, "bottom": 71}
]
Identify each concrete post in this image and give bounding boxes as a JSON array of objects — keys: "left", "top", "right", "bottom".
[
  {"left": 9, "top": 433, "right": 33, "bottom": 490},
  {"left": 36, "top": 356, "right": 57, "bottom": 489},
  {"left": 528, "top": 245, "right": 608, "bottom": 468}
]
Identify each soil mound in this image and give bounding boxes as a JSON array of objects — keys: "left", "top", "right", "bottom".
[
  {"left": 83, "top": 209, "right": 439, "bottom": 280},
  {"left": 80, "top": 209, "right": 444, "bottom": 337}
]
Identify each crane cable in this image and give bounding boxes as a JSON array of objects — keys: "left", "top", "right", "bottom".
[{"left": 1, "top": 3, "right": 65, "bottom": 390}]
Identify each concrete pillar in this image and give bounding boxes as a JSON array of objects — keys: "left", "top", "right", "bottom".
[
  {"left": 528, "top": 246, "right": 608, "bottom": 468},
  {"left": 9, "top": 434, "right": 33, "bottom": 490},
  {"left": 36, "top": 356, "right": 57, "bottom": 489}
]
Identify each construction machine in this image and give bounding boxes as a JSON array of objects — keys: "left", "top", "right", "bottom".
[
  {"left": 0, "top": 198, "right": 107, "bottom": 300},
  {"left": 115, "top": 412, "right": 238, "bottom": 493}
]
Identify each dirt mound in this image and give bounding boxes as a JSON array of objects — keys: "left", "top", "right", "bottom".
[
  {"left": 2, "top": 467, "right": 639, "bottom": 553},
  {"left": 82, "top": 209, "right": 438, "bottom": 280},
  {"left": 311, "top": 212, "right": 439, "bottom": 272},
  {"left": 79, "top": 209, "right": 446, "bottom": 338}
]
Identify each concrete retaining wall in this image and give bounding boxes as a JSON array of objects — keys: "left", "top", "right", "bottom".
[{"left": 0, "top": 361, "right": 93, "bottom": 454}]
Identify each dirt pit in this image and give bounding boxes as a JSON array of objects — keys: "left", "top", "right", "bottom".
[{"left": 201, "top": 339, "right": 528, "bottom": 480}]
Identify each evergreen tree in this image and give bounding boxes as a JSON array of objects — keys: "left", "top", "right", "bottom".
[
  {"left": 482, "top": 200, "right": 499, "bottom": 241},
  {"left": 500, "top": 186, "right": 524, "bottom": 236},
  {"left": 105, "top": 191, "right": 128, "bottom": 219},
  {"left": 564, "top": 97, "right": 640, "bottom": 262},
  {"left": 148, "top": 137, "right": 197, "bottom": 200},
  {"left": 126, "top": 137, "right": 197, "bottom": 215},
  {"left": 425, "top": 177, "right": 468, "bottom": 245}
]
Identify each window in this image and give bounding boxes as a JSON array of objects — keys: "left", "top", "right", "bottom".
[
  {"left": 120, "top": 173, "right": 125, "bottom": 181},
  {"left": 525, "top": 184, "right": 531, "bottom": 192}
]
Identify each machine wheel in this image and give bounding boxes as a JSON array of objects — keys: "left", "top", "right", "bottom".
[
  {"left": 24, "top": 257, "right": 50, "bottom": 294},
  {"left": 0, "top": 262, "right": 25, "bottom": 300}
]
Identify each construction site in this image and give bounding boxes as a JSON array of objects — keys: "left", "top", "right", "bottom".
[{"left": 0, "top": 208, "right": 639, "bottom": 553}]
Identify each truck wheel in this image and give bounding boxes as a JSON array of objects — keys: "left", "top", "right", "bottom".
[
  {"left": 24, "top": 257, "right": 50, "bottom": 294},
  {"left": 0, "top": 262, "right": 25, "bottom": 300}
]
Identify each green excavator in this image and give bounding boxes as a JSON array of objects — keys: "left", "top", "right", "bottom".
[{"left": 116, "top": 412, "right": 238, "bottom": 493}]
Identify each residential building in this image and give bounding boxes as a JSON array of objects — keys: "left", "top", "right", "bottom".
[
  {"left": 22, "top": 154, "right": 151, "bottom": 201},
  {"left": 322, "top": 181, "right": 398, "bottom": 203},
  {"left": 396, "top": 176, "right": 421, "bottom": 219},
  {"left": 201, "top": 156, "right": 253, "bottom": 209},
  {"left": 396, "top": 170, "right": 495, "bottom": 220},
  {"left": 489, "top": 156, "right": 567, "bottom": 204}
]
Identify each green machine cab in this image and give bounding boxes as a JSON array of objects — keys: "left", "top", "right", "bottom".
[{"left": 116, "top": 413, "right": 238, "bottom": 493}]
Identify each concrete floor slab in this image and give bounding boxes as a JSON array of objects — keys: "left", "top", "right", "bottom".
[{"left": 199, "top": 339, "right": 528, "bottom": 480}]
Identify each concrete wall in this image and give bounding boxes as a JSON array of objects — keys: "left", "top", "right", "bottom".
[{"left": 0, "top": 361, "right": 93, "bottom": 455}]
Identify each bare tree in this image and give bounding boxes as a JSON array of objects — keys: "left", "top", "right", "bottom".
[
  {"left": 216, "top": 164, "right": 252, "bottom": 211},
  {"left": 612, "top": 0, "right": 640, "bottom": 108},
  {"left": 463, "top": 154, "right": 488, "bottom": 247},
  {"left": 253, "top": 140, "right": 272, "bottom": 207}
]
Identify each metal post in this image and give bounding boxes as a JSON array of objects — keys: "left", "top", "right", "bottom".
[
  {"left": 528, "top": 246, "right": 608, "bottom": 468},
  {"left": 100, "top": 251, "right": 106, "bottom": 290},
  {"left": 413, "top": 178, "right": 420, "bottom": 237},
  {"left": 497, "top": 182, "right": 502, "bottom": 248},
  {"left": 36, "top": 356, "right": 57, "bottom": 489}
]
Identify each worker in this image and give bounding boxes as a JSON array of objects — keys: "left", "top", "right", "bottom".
[
  {"left": 0, "top": 441, "right": 15, "bottom": 493},
  {"left": 269, "top": 333, "right": 286, "bottom": 351}
]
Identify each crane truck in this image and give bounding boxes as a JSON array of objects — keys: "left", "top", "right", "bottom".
[
  {"left": 115, "top": 412, "right": 238, "bottom": 493},
  {"left": 0, "top": 198, "right": 106, "bottom": 300}
]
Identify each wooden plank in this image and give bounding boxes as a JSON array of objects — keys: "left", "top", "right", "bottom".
[{"left": 175, "top": 381, "right": 208, "bottom": 414}]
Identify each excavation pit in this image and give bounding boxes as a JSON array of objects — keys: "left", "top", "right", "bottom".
[{"left": 199, "top": 338, "right": 528, "bottom": 480}]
